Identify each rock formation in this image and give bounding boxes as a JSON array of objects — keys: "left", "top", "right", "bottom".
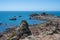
[
  {"left": 41, "top": 12, "right": 47, "bottom": 16},
  {"left": 9, "top": 17, "right": 17, "bottom": 20},
  {"left": 11, "top": 20, "right": 31, "bottom": 40},
  {"left": 29, "top": 13, "right": 39, "bottom": 17}
]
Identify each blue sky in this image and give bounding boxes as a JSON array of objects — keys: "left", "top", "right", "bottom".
[{"left": 0, "top": 0, "right": 60, "bottom": 11}]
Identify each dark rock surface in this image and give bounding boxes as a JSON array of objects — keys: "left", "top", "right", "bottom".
[
  {"left": 9, "top": 17, "right": 17, "bottom": 20},
  {"left": 19, "top": 16, "right": 21, "bottom": 17},
  {"left": 0, "top": 33, "right": 3, "bottom": 38},
  {"left": 41, "top": 12, "right": 47, "bottom": 16},
  {"left": 0, "top": 23, "right": 2, "bottom": 25},
  {"left": 29, "top": 13, "right": 39, "bottom": 17}
]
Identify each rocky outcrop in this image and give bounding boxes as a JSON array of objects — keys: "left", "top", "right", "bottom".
[
  {"left": 29, "top": 13, "right": 39, "bottom": 17},
  {"left": 0, "top": 21, "right": 60, "bottom": 40},
  {"left": 9, "top": 17, "right": 17, "bottom": 20},
  {"left": 29, "top": 21, "right": 60, "bottom": 36},
  {"left": 19, "top": 16, "right": 21, "bottom": 17},
  {"left": 40, "top": 12, "right": 47, "bottom": 16},
  {"left": 11, "top": 20, "right": 32, "bottom": 40},
  {"left": 0, "top": 23, "right": 3, "bottom": 26},
  {"left": 29, "top": 12, "right": 58, "bottom": 21},
  {"left": 29, "top": 13, "right": 39, "bottom": 20}
]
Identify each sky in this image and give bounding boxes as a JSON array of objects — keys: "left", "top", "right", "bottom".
[{"left": 0, "top": 0, "right": 60, "bottom": 11}]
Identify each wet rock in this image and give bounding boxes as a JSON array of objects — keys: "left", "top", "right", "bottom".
[
  {"left": 9, "top": 17, "right": 17, "bottom": 20},
  {"left": 29, "top": 13, "right": 39, "bottom": 17},
  {"left": 29, "top": 17, "right": 31, "bottom": 20},
  {"left": 14, "top": 16, "right": 16, "bottom": 17},
  {"left": 41, "top": 12, "right": 47, "bottom": 16},
  {"left": 0, "top": 23, "right": 3, "bottom": 26},
  {"left": 57, "top": 16, "right": 60, "bottom": 18},
  {"left": 19, "top": 16, "right": 21, "bottom": 17}
]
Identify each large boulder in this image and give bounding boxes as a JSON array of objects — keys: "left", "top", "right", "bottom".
[
  {"left": 19, "top": 20, "right": 31, "bottom": 35},
  {"left": 9, "top": 17, "right": 17, "bottom": 20},
  {"left": 12, "top": 20, "right": 32, "bottom": 40}
]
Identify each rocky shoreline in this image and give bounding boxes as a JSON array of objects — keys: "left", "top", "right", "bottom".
[
  {"left": 0, "top": 12, "right": 60, "bottom": 40},
  {"left": 29, "top": 12, "right": 60, "bottom": 21}
]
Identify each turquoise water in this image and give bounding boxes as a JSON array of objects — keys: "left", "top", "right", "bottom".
[{"left": 0, "top": 11, "right": 60, "bottom": 32}]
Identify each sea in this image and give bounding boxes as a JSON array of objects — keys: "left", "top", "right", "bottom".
[{"left": 0, "top": 11, "right": 60, "bottom": 32}]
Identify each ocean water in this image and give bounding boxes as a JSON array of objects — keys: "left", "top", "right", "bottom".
[{"left": 0, "top": 11, "right": 60, "bottom": 32}]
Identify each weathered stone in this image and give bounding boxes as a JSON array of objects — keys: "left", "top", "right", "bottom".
[
  {"left": 11, "top": 36, "right": 19, "bottom": 40},
  {"left": 13, "top": 20, "right": 32, "bottom": 40}
]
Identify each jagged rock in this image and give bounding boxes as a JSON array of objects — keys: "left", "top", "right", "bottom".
[{"left": 12, "top": 20, "right": 31, "bottom": 40}]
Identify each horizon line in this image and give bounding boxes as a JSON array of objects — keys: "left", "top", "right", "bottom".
[{"left": 0, "top": 10, "right": 60, "bottom": 11}]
